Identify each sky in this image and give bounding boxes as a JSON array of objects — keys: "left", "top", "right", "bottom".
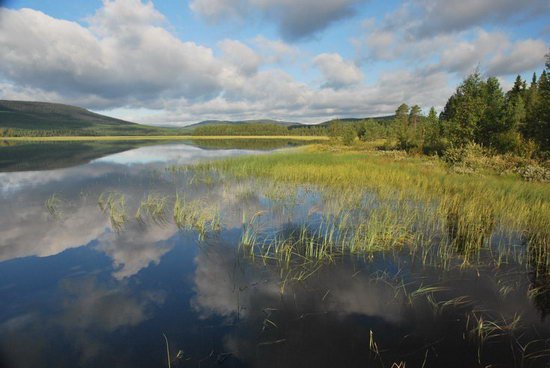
[{"left": 0, "top": 0, "right": 548, "bottom": 126}]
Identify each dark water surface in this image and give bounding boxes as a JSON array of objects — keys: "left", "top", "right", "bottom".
[{"left": 0, "top": 141, "right": 548, "bottom": 368}]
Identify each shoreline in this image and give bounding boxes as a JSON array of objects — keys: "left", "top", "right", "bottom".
[{"left": 1, "top": 135, "right": 329, "bottom": 142}]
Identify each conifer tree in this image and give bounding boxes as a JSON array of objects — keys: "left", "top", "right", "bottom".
[{"left": 409, "top": 105, "right": 422, "bottom": 128}]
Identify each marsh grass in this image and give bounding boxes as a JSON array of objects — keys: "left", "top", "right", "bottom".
[
  {"left": 190, "top": 148, "right": 549, "bottom": 273},
  {"left": 98, "top": 192, "right": 127, "bottom": 231},
  {"left": 173, "top": 194, "right": 221, "bottom": 240},
  {"left": 136, "top": 194, "right": 169, "bottom": 225},
  {"left": 466, "top": 312, "right": 523, "bottom": 363},
  {"left": 44, "top": 193, "right": 63, "bottom": 219}
]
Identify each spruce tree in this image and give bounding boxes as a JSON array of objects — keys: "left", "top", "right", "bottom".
[{"left": 441, "top": 71, "right": 486, "bottom": 145}]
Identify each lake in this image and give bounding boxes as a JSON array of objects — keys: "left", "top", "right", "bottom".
[{"left": 0, "top": 140, "right": 549, "bottom": 368}]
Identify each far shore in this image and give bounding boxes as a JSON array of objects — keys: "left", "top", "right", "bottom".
[{"left": 1, "top": 135, "right": 330, "bottom": 142}]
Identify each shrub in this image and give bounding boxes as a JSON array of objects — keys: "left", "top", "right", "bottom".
[
  {"left": 515, "top": 164, "right": 550, "bottom": 182},
  {"left": 341, "top": 128, "right": 357, "bottom": 146},
  {"left": 442, "top": 143, "right": 488, "bottom": 170}
]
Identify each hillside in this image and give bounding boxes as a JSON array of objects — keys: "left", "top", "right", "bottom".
[
  {"left": 0, "top": 100, "right": 179, "bottom": 136},
  {"left": 0, "top": 100, "right": 398, "bottom": 137}
]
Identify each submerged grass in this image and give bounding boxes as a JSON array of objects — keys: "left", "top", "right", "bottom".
[
  {"left": 44, "top": 193, "right": 63, "bottom": 219},
  {"left": 98, "top": 192, "right": 128, "bottom": 232},
  {"left": 136, "top": 194, "right": 169, "bottom": 225},
  {"left": 173, "top": 194, "right": 221, "bottom": 240}
]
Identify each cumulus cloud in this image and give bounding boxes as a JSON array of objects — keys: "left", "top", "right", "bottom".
[
  {"left": 384, "top": 0, "right": 550, "bottom": 38},
  {"left": 0, "top": 2, "right": 224, "bottom": 108},
  {"left": 189, "top": 0, "right": 249, "bottom": 22},
  {"left": 426, "top": 31, "right": 547, "bottom": 77},
  {"left": 433, "top": 30, "right": 508, "bottom": 74},
  {"left": 218, "top": 39, "right": 262, "bottom": 75},
  {"left": 189, "top": 0, "right": 367, "bottom": 41},
  {"left": 358, "top": 15, "right": 547, "bottom": 80},
  {"left": 314, "top": 53, "right": 363, "bottom": 89},
  {"left": 252, "top": 36, "right": 299, "bottom": 64},
  {"left": 487, "top": 39, "right": 547, "bottom": 76}
]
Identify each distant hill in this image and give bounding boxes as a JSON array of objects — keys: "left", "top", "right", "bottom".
[
  {"left": 0, "top": 100, "right": 397, "bottom": 137},
  {"left": 318, "top": 116, "right": 395, "bottom": 126},
  {"left": 188, "top": 119, "right": 302, "bottom": 128},
  {"left": 0, "top": 100, "right": 179, "bottom": 136}
]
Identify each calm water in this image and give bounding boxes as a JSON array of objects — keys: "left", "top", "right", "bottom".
[{"left": 0, "top": 141, "right": 549, "bottom": 368}]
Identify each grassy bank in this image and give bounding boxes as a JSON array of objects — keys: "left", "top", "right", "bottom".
[{"left": 1, "top": 135, "right": 329, "bottom": 142}]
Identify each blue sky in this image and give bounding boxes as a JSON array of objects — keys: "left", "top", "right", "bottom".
[{"left": 0, "top": 0, "right": 548, "bottom": 125}]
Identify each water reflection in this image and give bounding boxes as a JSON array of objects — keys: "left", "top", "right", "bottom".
[
  {"left": 0, "top": 139, "right": 305, "bottom": 172},
  {"left": 0, "top": 142, "right": 549, "bottom": 368}
]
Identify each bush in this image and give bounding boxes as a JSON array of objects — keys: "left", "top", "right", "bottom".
[
  {"left": 515, "top": 164, "right": 550, "bottom": 182},
  {"left": 442, "top": 143, "right": 488, "bottom": 170},
  {"left": 492, "top": 131, "right": 523, "bottom": 154},
  {"left": 396, "top": 125, "right": 422, "bottom": 153},
  {"left": 341, "top": 128, "right": 357, "bottom": 146}
]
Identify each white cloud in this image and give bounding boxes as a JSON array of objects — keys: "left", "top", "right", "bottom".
[
  {"left": 434, "top": 30, "right": 508, "bottom": 74},
  {"left": 384, "top": 0, "right": 550, "bottom": 38},
  {"left": 487, "top": 39, "right": 547, "bottom": 76},
  {"left": 0, "top": 3, "right": 224, "bottom": 108},
  {"left": 362, "top": 29, "right": 397, "bottom": 61},
  {"left": 358, "top": 15, "right": 547, "bottom": 80},
  {"left": 427, "top": 31, "right": 547, "bottom": 77},
  {"left": 218, "top": 39, "right": 262, "bottom": 75},
  {"left": 189, "top": 0, "right": 367, "bottom": 40},
  {"left": 189, "top": 0, "right": 249, "bottom": 22},
  {"left": 251, "top": 36, "right": 299, "bottom": 64},
  {"left": 314, "top": 53, "right": 363, "bottom": 89}
]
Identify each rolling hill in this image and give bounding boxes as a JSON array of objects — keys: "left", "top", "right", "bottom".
[
  {"left": 0, "top": 100, "right": 397, "bottom": 137},
  {"left": 0, "top": 100, "right": 179, "bottom": 136}
]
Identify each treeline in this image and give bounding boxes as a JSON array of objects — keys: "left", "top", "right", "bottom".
[
  {"left": 192, "top": 123, "right": 292, "bottom": 136},
  {"left": 191, "top": 120, "right": 398, "bottom": 137},
  {"left": 334, "top": 55, "right": 550, "bottom": 157},
  {"left": 1, "top": 128, "right": 95, "bottom": 137},
  {"left": 192, "top": 123, "right": 335, "bottom": 136}
]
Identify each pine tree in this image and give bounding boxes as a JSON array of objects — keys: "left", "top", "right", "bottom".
[
  {"left": 523, "top": 72, "right": 540, "bottom": 139},
  {"left": 533, "top": 56, "right": 550, "bottom": 151},
  {"left": 395, "top": 103, "right": 409, "bottom": 125},
  {"left": 409, "top": 105, "right": 422, "bottom": 128}
]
